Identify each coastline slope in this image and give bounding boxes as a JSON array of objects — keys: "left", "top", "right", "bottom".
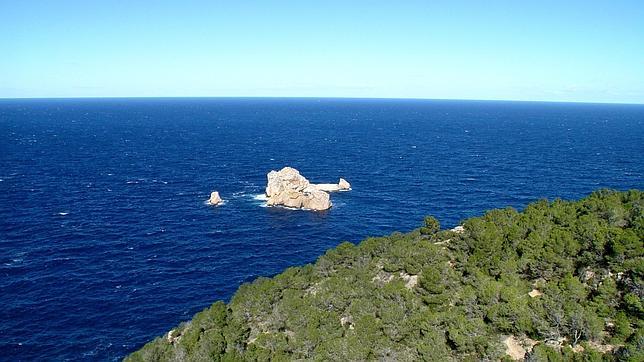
[{"left": 127, "top": 189, "right": 643, "bottom": 361}]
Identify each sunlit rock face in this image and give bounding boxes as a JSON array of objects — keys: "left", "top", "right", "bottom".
[
  {"left": 314, "top": 178, "right": 351, "bottom": 192},
  {"left": 338, "top": 178, "right": 351, "bottom": 190},
  {"left": 265, "top": 167, "right": 349, "bottom": 211},
  {"left": 208, "top": 191, "right": 223, "bottom": 206}
]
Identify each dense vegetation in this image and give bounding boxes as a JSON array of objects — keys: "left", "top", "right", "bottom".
[{"left": 127, "top": 190, "right": 643, "bottom": 361}]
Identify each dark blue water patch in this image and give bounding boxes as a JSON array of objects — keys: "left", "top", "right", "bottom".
[{"left": 0, "top": 98, "right": 643, "bottom": 361}]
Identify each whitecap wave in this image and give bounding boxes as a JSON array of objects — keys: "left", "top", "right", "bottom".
[
  {"left": 252, "top": 194, "right": 268, "bottom": 201},
  {"left": 4, "top": 258, "right": 23, "bottom": 266},
  {"left": 266, "top": 204, "right": 331, "bottom": 212},
  {"left": 204, "top": 199, "right": 228, "bottom": 207},
  {"left": 250, "top": 194, "right": 268, "bottom": 207}
]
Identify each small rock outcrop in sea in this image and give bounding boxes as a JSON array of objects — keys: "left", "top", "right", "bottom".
[
  {"left": 265, "top": 167, "right": 350, "bottom": 211},
  {"left": 208, "top": 191, "right": 223, "bottom": 206},
  {"left": 314, "top": 178, "right": 351, "bottom": 192},
  {"left": 338, "top": 178, "right": 351, "bottom": 190}
]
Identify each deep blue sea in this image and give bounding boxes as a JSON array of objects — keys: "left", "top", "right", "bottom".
[{"left": 1, "top": 98, "right": 643, "bottom": 361}]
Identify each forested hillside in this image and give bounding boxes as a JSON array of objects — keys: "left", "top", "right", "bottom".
[{"left": 127, "top": 190, "right": 643, "bottom": 361}]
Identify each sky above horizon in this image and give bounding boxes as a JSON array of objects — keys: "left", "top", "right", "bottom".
[{"left": 1, "top": 1, "right": 643, "bottom": 103}]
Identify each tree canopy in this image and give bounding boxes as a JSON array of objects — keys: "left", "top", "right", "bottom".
[{"left": 127, "top": 189, "right": 643, "bottom": 361}]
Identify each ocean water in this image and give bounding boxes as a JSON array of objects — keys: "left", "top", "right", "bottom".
[{"left": 1, "top": 98, "right": 642, "bottom": 361}]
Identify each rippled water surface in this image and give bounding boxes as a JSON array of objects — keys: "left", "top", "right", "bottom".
[{"left": 1, "top": 98, "right": 643, "bottom": 360}]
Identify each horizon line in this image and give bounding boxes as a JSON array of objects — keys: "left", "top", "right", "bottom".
[{"left": 0, "top": 95, "right": 642, "bottom": 106}]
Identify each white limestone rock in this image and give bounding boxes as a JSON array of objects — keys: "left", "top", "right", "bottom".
[
  {"left": 301, "top": 188, "right": 332, "bottom": 210},
  {"left": 265, "top": 167, "right": 338, "bottom": 211},
  {"left": 451, "top": 225, "right": 465, "bottom": 233},
  {"left": 266, "top": 167, "right": 310, "bottom": 198},
  {"left": 503, "top": 335, "right": 527, "bottom": 360},
  {"left": 338, "top": 178, "right": 351, "bottom": 190},
  {"left": 208, "top": 191, "right": 223, "bottom": 206},
  {"left": 313, "top": 183, "right": 342, "bottom": 192},
  {"left": 314, "top": 178, "right": 351, "bottom": 192},
  {"left": 528, "top": 289, "right": 543, "bottom": 298}
]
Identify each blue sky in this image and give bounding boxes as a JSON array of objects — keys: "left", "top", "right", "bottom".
[{"left": 1, "top": 0, "right": 643, "bottom": 103}]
